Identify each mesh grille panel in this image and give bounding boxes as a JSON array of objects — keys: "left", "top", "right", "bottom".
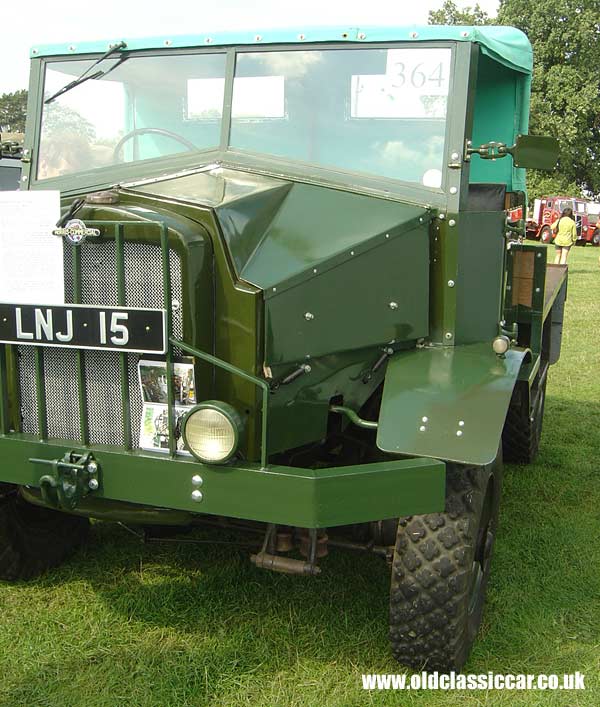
[
  {"left": 18, "top": 348, "right": 39, "bottom": 435},
  {"left": 44, "top": 348, "right": 81, "bottom": 440},
  {"left": 18, "top": 239, "right": 183, "bottom": 446}
]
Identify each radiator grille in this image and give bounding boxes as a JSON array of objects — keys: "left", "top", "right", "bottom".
[{"left": 18, "top": 239, "right": 183, "bottom": 447}]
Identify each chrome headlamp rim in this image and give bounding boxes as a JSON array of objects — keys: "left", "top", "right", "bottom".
[{"left": 182, "top": 400, "right": 242, "bottom": 464}]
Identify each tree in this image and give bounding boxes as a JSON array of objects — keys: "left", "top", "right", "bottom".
[
  {"left": 428, "top": 1, "right": 492, "bottom": 25},
  {"left": 498, "top": 0, "right": 600, "bottom": 197},
  {"left": 0, "top": 90, "right": 27, "bottom": 133}
]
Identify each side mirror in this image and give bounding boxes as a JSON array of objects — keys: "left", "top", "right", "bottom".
[
  {"left": 507, "top": 134, "right": 559, "bottom": 171},
  {"left": 466, "top": 134, "right": 559, "bottom": 171}
]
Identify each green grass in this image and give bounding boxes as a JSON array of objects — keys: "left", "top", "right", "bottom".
[{"left": 1, "top": 246, "right": 599, "bottom": 707}]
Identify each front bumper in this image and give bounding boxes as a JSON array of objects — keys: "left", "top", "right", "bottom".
[{"left": 0, "top": 434, "right": 445, "bottom": 528}]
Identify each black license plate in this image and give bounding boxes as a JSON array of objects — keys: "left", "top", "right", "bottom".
[{"left": 0, "top": 303, "right": 166, "bottom": 354}]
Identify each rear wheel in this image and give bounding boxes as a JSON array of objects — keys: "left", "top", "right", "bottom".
[
  {"left": 502, "top": 378, "right": 546, "bottom": 464},
  {"left": 540, "top": 226, "right": 553, "bottom": 243},
  {"left": 0, "top": 490, "right": 89, "bottom": 581},
  {"left": 389, "top": 455, "right": 502, "bottom": 671},
  {"left": 592, "top": 230, "right": 600, "bottom": 246}
]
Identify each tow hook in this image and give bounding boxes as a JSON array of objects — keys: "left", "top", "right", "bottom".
[{"left": 29, "top": 451, "right": 101, "bottom": 511}]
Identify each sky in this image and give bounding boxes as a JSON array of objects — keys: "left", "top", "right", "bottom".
[{"left": 0, "top": 0, "right": 500, "bottom": 94}]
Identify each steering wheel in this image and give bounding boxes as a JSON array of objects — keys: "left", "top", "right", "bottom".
[{"left": 113, "top": 127, "right": 197, "bottom": 161}]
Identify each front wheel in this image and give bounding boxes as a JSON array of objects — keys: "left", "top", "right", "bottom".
[
  {"left": 592, "top": 230, "right": 600, "bottom": 246},
  {"left": 0, "top": 490, "right": 89, "bottom": 581},
  {"left": 389, "top": 456, "right": 502, "bottom": 671}
]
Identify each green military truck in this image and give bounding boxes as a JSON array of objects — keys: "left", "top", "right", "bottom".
[
  {"left": 0, "top": 26, "right": 565, "bottom": 670},
  {"left": 0, "top": 134, "right": 23, "bottom": 190}
]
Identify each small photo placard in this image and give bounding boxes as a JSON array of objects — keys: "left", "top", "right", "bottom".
[
  {"left": 138, "top": 358, "right": 196, "bottom": 406},
  {"left": 139, "top": 403, "right": 191, "bottom": 455}
]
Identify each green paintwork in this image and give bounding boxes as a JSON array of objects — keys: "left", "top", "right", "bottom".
[
  {"left": 454, "top": 212, "right": 505, "bottom": 344},
  {"left": 377, "top": 344, "right": 527, "bottom": 465},
  {"left": 0, "top": 434, "right": 445, "bottom": 528},
  {"left": 510, "top": 135, "right": 560, "bottom": 171}
]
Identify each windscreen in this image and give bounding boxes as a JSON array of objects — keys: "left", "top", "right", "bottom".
[
  {"left": 230, "top": 47, "right": 451, "bottom": 186},
  {"left": 38, "top": 53, "right": 227, "bottom": 179},
  {"left": 37, "top": 45, "right": 452, "bottom": 188}
]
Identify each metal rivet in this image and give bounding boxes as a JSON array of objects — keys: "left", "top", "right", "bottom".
[
  {"left": 145, "top": 326, "right": 151, "bottom": 331},
  {"left": 410, "top": 31, "right": 419, "bottom": 38},
  {"left": 21, "top": 176, "right": 28, "bottom": 182},
  {"left": 500, "top": 319, "right": 506, "bottom": 326},
  {"left": 445, "top": 332, "right": 453, "bottom": 339},
  {"left": 439, "top": 213, "right": 446, "bottom": 220},
  {"left": 164, "top": 39, "right": 172, "bottom": 46},
  {"left": 389, "top": 302, "right": 398, "bottom": 310},
  {"left": 192, "top": 474, "right": 203, "bottom": 487},
  {"left": 537, "top": 252, "right": 542, "bottom": 258},
  {"left": 358, "top": 32, "right": 366, "bottom": 39},
  {"left": 272, "top": 287, "right": 277, "bottom": 292},
  {"left": 304, "top": 312, "right": 314, "bottom": 321},
  {"left": 419, "top": 217, "right": 424, "bottom": 223},
  {"left": 450, "top": 187, "right": 458, "bottom": 194},
  {"left": 385, "top": 232, "right": 390, "bottom": 238},
  {"left": 69, "top": 45, "right": 76, "bottom": 51},
  {"left": 172, "top": 299, "right": 180, "bottom": 311},
  {"left": 191, "top": 489, "right": 203, "bottom": 502},
  {"left": 456, "top": 430, "right": 463, "bottom": 436},
  {"left": 205, "top": 37, "right": 213, "bottom": 43},
  {"left": 451, "top": 152, "right": 460, "bottom": 160},
  {"left": 461, "top": 31, "right": 470, "bottom": 37},
  {"left": 298, "top": 33, "right": 306, "bottom": 40},
  {"left": 419, "top": 425, "right": 426, "bottom": 432},
  {"left": 87, "top": 461, "right": 98, "bottom": 474},
  {"left": 535, "top": 287, "right": 541, "bottom": 293},
  {"left": 449, "top": 219, "right": 456, "bottom": 227},
  {"left": 506, "top": 285, "right": 512, "bottom": 290},
  {"left": 458, "top": 420, "right": 465, "bottom": 427},
  {"left": 32, "top": 49, "right": 38, "bottom": 55},
  {"left": 88, "top": 478, "right": 99, "bottom": 490},
  {"left": 255, "top": 34, "right": 262, "bottom": 41},
  {"left": 422, "top": 416, "right": 428, "bottom": 423},
  {"left": 350, "top": 250, "right": 355, "bottom": 256},
  {"left": 447, "top": 280, "right": 455, "bottom": 287},
  {"left": 83, "top": 322, "right": 88, "bottom": 327},
  {"left": 313, "top": 268, "right": 317, "bottom": 274}
]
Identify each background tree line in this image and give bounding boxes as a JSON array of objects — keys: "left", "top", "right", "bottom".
[
  {"left": 0, "top": 90, "right": 27, "bottom": 134},
  {"left": 430, "top": 0, "right": 600, "bottom": 201}
]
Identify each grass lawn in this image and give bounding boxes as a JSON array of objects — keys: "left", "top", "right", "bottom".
[{"left": 0, "top": 246, "right": 599, "bottom": 707}]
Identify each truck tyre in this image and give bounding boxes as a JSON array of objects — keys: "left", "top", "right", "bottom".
[
  {"left": 0, "top": 491, "right": 89, "bottom": 581},
  {"left": 540, "top": 226, "right": 553, "bottom": 243},
  {"left": 389, "top": 456, "right": 502, "bottom": 671},
  {"left": 592, "top": 230, "right": 600, "bottom": 246},
  {"left": 502, "top": 378, "right": 546, "bottom": 464}
]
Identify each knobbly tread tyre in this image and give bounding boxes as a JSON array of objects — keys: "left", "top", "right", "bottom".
[
  {"left": 389, "top": 459, "right": 502, "bottom": 672},
  {"left": 0, "top": 493, "right": 89, "bottom": 581},
  {"left": 502, "top": 378, "right": 546, "bottom": 464}
]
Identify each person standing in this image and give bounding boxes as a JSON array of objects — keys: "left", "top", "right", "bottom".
[{"left": 551, "top": 207, "right": 578, "bottom": 264}]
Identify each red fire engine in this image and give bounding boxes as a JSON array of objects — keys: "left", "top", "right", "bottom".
[{"left": 526, "top": 195, "right": 600, "bottom": 246}]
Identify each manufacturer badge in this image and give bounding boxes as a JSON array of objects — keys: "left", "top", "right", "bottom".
[{"left": 52, "top": 219, "right": 100, "bottom": 245}]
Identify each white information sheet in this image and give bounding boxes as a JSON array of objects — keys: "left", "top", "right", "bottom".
[{"left": 0, "top": 190, "right": 64, "bottom": 305}]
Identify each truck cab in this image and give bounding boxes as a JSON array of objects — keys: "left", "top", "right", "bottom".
[{"left": 0, "top": 25, "right": 564, "bottom": 671}]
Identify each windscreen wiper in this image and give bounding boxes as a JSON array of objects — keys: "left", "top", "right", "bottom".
[{"left": 44, "top": 41, "right": 128, "bottom": 105}]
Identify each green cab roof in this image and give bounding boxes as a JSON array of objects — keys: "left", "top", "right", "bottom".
[{"left": 31, "top": 25, "right": 532, "bottom": 74}]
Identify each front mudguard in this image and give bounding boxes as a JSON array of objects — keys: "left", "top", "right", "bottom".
[{"left": 376, "top": 344, "right": 528, "bottom": 466}]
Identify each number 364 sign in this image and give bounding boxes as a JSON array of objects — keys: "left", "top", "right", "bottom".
[{"left": 351, "top": 48, "right": 451, "bottom": 119}]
